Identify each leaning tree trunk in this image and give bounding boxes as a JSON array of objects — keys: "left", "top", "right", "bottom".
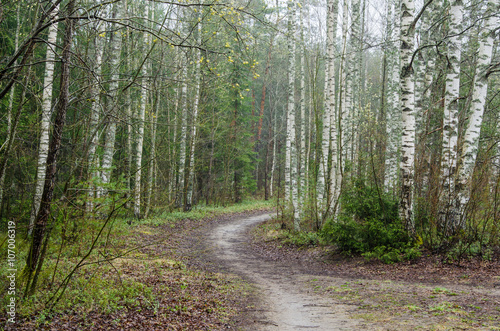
[
  {"left": 29, "top": 6, "right": 59, "bottom": 235},
  {"left": 456, "top": 0, "right": 498, "bottom": 223},
  {"left": 440, "top": 0, "right": 464, "bottom": 231},
  {"left": 399, "top": 0, "right": 416, "bottom": 233},
  {"left": 25, "top": 0, "right": 75, "bottom": 294}
]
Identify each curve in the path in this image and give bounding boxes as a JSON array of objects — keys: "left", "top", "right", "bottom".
[{"left": 210, "top": 213, "right": 359, "bottom": 331}]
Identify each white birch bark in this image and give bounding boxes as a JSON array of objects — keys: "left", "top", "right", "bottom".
[
  {"left": 350, "top": 0, "right": 361, "bottom": 172},
  {"left": 285, "top": 0, "right": 299, "bottom": 230},
  {"left": 384, "top": 0, "right": 400, "bottom": 192},
  {"left": 340, "top": 0, "right": 352, "bottom": 174},
  {"left": 328, "top": 0, "right": 340, "bottom": 218},
  {"left": 29, "top": 6, "right": 59, "bottom": 233},
  {"left": 318, "top": 0, "right": 338, "bottom": 216},
  {"left": 456, "top": 0, "right": 498, "bottom": 223},
  {"left": 399, "top": 0, "right": 416, "bottom": 233},
  {"left": 299, "top": 2, "right": 306, "bottom": 203},
  {"left": 101, "top": 1, "right": 123, "bottom": 188},
  {"left": 187, "top": 7, "right": 203, "bottom": 208},
  {"left": 269, "top": 109, "right": 277, "bottom": 197},
  {"left": 338, "top": 0, "right": 350, "bottom": 181},
  {"left": 134, "top": 3, "right": 150, "bottom": 218},
  {"left": 440, "top": 0, "right": 464, "bottom": 229},
  {"left": 87, "top": 18, "right": 105, "bottom": 214},
  {"left": 178, "top": 64, "right": 188, "bottom": 207}
]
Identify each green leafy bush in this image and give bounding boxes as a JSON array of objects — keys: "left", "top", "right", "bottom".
[{"left": 321, "top": 180, "right": 419, "bottom": 263}]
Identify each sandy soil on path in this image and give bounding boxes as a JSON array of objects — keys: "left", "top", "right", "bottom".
[{"left": 209, "top": 213, "right": 360, "bottom": 330}]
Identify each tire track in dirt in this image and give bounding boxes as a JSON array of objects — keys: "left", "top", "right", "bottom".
[{"left": 209, "top": 213, "right": 360, "bottom": 330}]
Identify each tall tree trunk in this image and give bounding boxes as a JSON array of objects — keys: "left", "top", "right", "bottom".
[
  {"left": 177, "top": 64, "right": 188, "bottom": 207},
  {"left": 399, "top": 0, "right": 417, "bottom": 233},
  {"left": 269, "top": 109, "right": 278, "bottom": 197},
  {"left": 317, "top": 0, "right": 338, "bottom": 210},
  {"left": 186, "top": 7, "right": 203, "bottom": 209},
  {"left": 440, "top": 0, "right": 464, "bottom": 231},
  {"left": 25, "top": 0, "right": 75, "bottom": 294},
  {"left": 101, "top": 1, "right": 123, "bottom": 190},
  {"left": 285, "top": 0, "right": 299, "bottom": 230},
  {"left": 327, "top": 0, "right": 340, "bottom": 220},
  {"left": 29, "top": 5, "right": 59, "bottom": 235},
  {"left": 299, "top": 1, "right": 306, "bottom": 207},
  {"left": 384, "top": 0, "right": 400, "bottom": 192},
  {"left": 456, "top": 0, "right": 498, "bottom": 223},
  {"left": 87, "top": 18, "right": 105, "bottom": 214},
  {"left": 134, "top": 3, "right": 150, "bottom": 219}
]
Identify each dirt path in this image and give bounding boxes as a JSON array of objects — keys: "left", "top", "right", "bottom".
[{"left": 209, "top": 213, "right": 360, "bottom": 330}]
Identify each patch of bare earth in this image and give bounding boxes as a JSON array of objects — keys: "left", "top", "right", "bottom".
[{"left": 251, "top": 217, "right": 500, "bottom": 330}]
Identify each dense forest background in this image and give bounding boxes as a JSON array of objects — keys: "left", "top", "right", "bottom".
[{"left": 0, "top": 0, "right": 499, "bottom": 313}]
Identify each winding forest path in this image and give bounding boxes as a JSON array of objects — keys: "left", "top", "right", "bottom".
[{"left": 208, "top": 213, "right": 359, "bottom": 330}]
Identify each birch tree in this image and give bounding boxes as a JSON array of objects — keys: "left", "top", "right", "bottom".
[
  {"left": 399, "top": 0, "right": 416, "bottom": 233},
  {"left": 440, "top": 0, "right": 464, "bottom": 230},
  {"left": 29, "top": 5, "right": 59, "bottom": 234},
  {"left": 456, "top": 0, "right": 498, "bottom": 222},
  {"left": 101, "top": 1, "right": 123, "bottom": 189},
  {"left": 186, "top": 6, "right": 203, "bottom": 208},
  {"left": 87, "top": 17, "right": 105, "bottom": 214},
  {"left": 384, "top": 0, "right": 400, "bottom": 192},
  {"left": 134, "top": 3, "right": 150, "bottom": 218},
  {"left": 285, "top": 0, "right": 299, "bottom": 230},
  {"left": 25, "top": 0, "right": 75, "bottom": 294}
]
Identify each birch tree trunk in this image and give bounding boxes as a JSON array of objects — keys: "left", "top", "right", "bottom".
[
  {"left": 456, "top": 0, "right": 498, "bottom": 223},
  {"left": 399, "top": 0, "right": 416, "bottom": 233},
  {"left": 338, "top": 0, "right": 350, "bottom": 193},
  {"left": 29, "top": 6, "right": 59, "bottom": 234},
  {"left": 134, "top": 3, "right": 150, "bottom": 218},
  {"left": 101, "top": 1, "right": 123, "bottom": 189},
  {"left": 186, "top": 18, "right": 202, "bottom": 210},
  {"left": 177, "top": 64, "right": 188, "bottom": 207},
  {"left": 299, "top": 1, "right": 306, "bottom": 209},
  {"left": 25, "top": 0, "right": 74, "bottom": 294},
  {"left": 339, "top": 0, "right": 352, "bottom": 176},
  {"left": 87, "top": 18, "right": 105, "bottom": 214},
  {"left": 269, "top": 109, "right": 277, "bottom": 197},
  {"left": 440, "top": 0, "right": 464, "bottom": 230},
  {"left": 317, "top": 0, "right": 338, "bottom": 209},
  {"left": 328, "top": 0, "right": 340, "bottom": 218},
  {"left": 285, "top": 0, "right": 299, "bottom": 230},
  {"left": 384, "top": 0, "right": 400, "bottom": 192}
]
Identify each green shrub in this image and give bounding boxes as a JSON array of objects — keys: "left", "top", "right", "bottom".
[
  {"left": 283, "top": 231, "right": 320, "bottom": 246},
  {"left": 321, "top": 180, "right": 419, "bottom": 263}
]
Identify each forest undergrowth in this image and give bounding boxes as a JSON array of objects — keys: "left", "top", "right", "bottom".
[
  {"left": 0, "top": 199, "right": 273, "bottom": 330},
  {"left": 252, "top": 215, "right": 500, "bottom": 329}
]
